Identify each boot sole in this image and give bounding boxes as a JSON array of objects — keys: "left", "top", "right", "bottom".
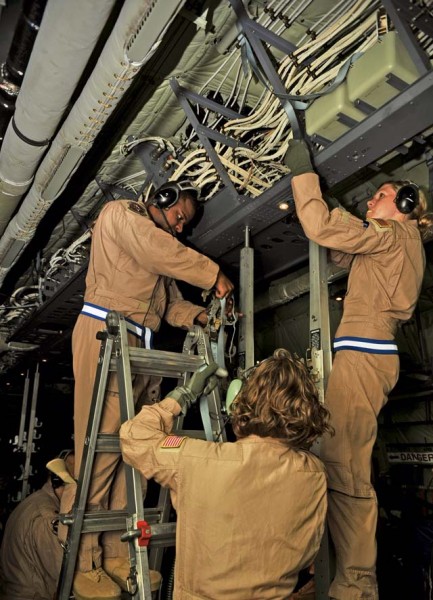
[{"left": 108, "top": 572, "right": 161, "bottom": 594}]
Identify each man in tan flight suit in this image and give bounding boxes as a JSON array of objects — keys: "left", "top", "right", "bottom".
[
  {"left": 60, "top": 180, "right": 234, "bottom": 600},
  {"left": 0, "top": 454, "right": 75, "bottom": 600},
  {"left": 284, "top": 139, "right": 433, "bottom": 599},
  {"left": 120, "top": 348, "right": 334, "bottom": 600}
]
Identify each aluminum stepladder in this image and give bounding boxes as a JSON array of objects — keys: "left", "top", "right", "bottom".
[{"left": 58, "top": 310, "right": 227, "bottom": 600}]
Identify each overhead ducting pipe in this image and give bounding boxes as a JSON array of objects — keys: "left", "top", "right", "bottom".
[
  {"left": 254, "top": 264, "right": 348, "bottom": 313},
  {"left": 0, "top": 0, "right": 188, "bottom": 286},
  {"left": 0, "top": 0, "right": 47, "bottom": 144},
  {"left": 0, "top": 0, "right": 118, "bottom": 234}
]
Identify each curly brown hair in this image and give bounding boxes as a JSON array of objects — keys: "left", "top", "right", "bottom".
[{"left": 230, "top": 348, "right": 333, "bottom": 450}]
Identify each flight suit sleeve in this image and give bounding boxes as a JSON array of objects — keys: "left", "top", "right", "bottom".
[
  {"left": 32, "top": 512, "right": 64, "bottom": 597},
  {"left": 164, "top": 279, "right": 206, "bottom": 329},
  {"left": 106, "top": 203, "right": 219, "bottom": 291},
  {"left": 291, "top": 173, "right": 395, "bottom": 255},
  {"left": 329, "top": 249, "right": 354, "bottom": 269},
  {"left": 120, "top": 398, "right": 184, "bottom": 495}
]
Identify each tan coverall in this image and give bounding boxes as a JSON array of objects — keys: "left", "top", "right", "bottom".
[
  {"left": 60, "top": 200, "right": 219, "bottom": 571},
  {"left": 120, "top": 397, "right": 328, "bottom": 600},
  {"left": 0, "top": 482, "right": 63, "bottom": 600},
  {"left": 291, "top": 173, "right": 425, "bottom": 599}
]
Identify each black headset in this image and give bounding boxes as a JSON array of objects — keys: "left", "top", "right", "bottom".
[
  {"left": 151, "top": 180, "right": 201, "bottom": 209},
  {"left": 395, "top": 183, "right": 419, "bottom": 215},
  {"left": 50, "top": 472, "right": 64, "bottom": 490}
]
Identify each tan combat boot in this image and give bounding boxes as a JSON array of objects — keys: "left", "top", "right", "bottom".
[
  {"left": 104, "top": 557, "right": 162, "bottom": 593},
  {"left": 73, "top": 567, "right": 121, "bottom": 600}
]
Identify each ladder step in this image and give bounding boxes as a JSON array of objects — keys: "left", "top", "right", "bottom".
[
  {"left": 79, "top": 510, "right": 176, "bottom": 547},
  {"left": 110, "top": 347, "right": 206, "bottom": 377},
  {"left": 93, "top": 431, "right": 207, "bottom": 454},
  {"left": 81, "top": 510, "right": 130, "bottom": 532},
  {"left": 95, "top": 433, "right": 120, "bottom": 452}
]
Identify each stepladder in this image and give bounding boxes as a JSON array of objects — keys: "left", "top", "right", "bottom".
[{"left": 57, "top": 310, "right": 227, "bottom": 599}]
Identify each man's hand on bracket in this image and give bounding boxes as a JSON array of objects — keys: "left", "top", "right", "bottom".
[
  {"left": 214, "top": 270, "right": 234, "bottom": 298},
  {"left": 194, "top": 310, "right": 208, "bottom": 327}
]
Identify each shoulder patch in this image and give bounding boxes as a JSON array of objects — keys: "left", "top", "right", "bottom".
[
  {"left": 160, "top": 435, "right": 186, "bottom": 450},
  {"left": 369, "top": 218, "right": 392, "bottom": 231},
  {"left": 127, "top": 201, "right": 147, "bottom": 217}
]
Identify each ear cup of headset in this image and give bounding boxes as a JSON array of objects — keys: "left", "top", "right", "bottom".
[
  {"left": 395, "top": 183, "right": 419, "bottom": 215},
  {"left": 225, "top": 379, "right": 243, "bottom": 413},
  {"left": 152, "top": 183, "right": 179, "bottom": 210}
]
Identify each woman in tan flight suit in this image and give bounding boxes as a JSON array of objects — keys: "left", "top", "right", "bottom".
[
  {"left": 283, "top": 139, "right": 433, "bottom": 600},
  {"left": 120, "top": 349, "right": 334, "bottom": 600}
]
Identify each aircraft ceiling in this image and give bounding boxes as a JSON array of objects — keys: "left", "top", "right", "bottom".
[{"left": 0, "top": 0, "right": 432, "bottom": 375}]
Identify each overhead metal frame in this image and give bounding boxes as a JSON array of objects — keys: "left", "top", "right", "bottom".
[
  {"left": 190, "top": 70, "right": 433, "bottom": 258},
  {"left": 8, "top": 264, "right": 87, "bottom": 356},
  {"left": 129, "top": 139, "right": 178, "bottom": 191},
  {"left": 381, "top": 0, "right": 433, "bottom": 74},
  {"left": 170, "top": 78, "right": 244, "bottom": 198},
  {"left": 229, "top": 0, "right": 303, "bottom": 137}
]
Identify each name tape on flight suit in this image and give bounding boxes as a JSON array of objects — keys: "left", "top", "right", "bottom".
[
  {"left": 127, "top": 202, "right": 147, "bottom": 216},
  {"left": 160, "top": 435, "right": 187, "bottom": 450},
  {"left": 369, "top": 218, "right": 391, "bottom": 230}
]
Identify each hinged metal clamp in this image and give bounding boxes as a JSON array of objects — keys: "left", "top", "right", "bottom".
[{"left": 121, "top": 520, "right": 152, "bottom": 547}]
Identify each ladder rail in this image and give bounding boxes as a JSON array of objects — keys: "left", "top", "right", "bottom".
[
  {"left": 115, "top": 314, "right": 153, "bottom": 599},
  {"left": 57, "top": 332, "right": 115, "bottom": 600},
  {"left": 184, "top": 327, "right": 227, "bottom": 442}
]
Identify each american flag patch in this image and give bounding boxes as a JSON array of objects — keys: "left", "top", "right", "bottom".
[{"left": 161, "top": 435, "right": 186, "bottom": 449}]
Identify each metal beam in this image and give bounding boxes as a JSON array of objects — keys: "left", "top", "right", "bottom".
[
  {"left": 315, "top": 70, "right": 433, "bottom": 186},
  {"left": 381, "top": 0, "right": 431, "bottom": 75},
  {"left": 238, "top": 227, "right": 254, "bottom": 373},
  {"left": 309, "top": 241, "right": 334, "bottom": 600},
  {"left": 171, "top": 78, "right": 241, "bottom": 196},
  {"left": 229, "top": 0, "right": 303, "bottom": 136}
]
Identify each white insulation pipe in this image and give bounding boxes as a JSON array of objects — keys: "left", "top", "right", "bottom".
[
  {"left": 0, "top": 0, "right": 117, "bottom": 233},
  {"left": 0, "top": 0, "right": 187, "bottom": 285}
]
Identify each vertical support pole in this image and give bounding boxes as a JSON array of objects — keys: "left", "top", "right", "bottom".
[
  {"left": 309, "top": 241, "right": 333, "bottom": 599},
  {"left": 17, "top": 370, "right": 30, "bottom": 448},
  {"left": 21, "top": 363, "right": 40, "bottom": 498},
  {"left": 309, "top": 241, "right": 332, "bottom": 402},
  {"left": 238, "top": 226, "right": 254, "bottom": 373}
]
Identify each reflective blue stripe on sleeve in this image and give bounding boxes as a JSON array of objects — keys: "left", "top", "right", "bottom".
[{"left": 333, "top": 336, "right": 398, "bottom": 354}]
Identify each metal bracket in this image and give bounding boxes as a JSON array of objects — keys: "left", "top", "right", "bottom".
[
  {"left": 130, "top": 138, "right": 177, "bottom": 191},
  {"left": 170, "top": 78, "right": 243, "bottom": 198},
  {"left": 229, "top": 0, "right": 304, "bottom": 137},
  {"left": 381, "top": 0, "right": 431, "bottom": 75}
]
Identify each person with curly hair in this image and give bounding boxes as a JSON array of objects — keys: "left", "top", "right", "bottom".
[
  {"left": 283, "top": 139, "right": 433, "bottom": 600},
  {"left": 120, "top": 349, "right": 333, "bottom": 600}
]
